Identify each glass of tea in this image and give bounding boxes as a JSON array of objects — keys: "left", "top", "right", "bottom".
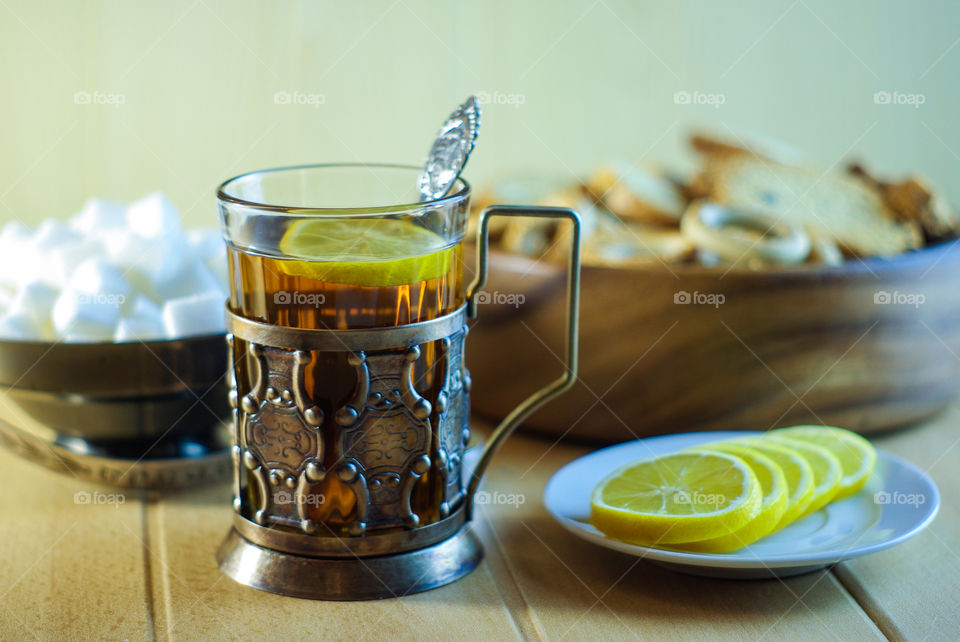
[{"left": 216, "top": 163, "right": 579, "bottom": 600}]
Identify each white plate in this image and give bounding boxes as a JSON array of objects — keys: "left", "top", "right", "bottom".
[{"left": 544, "top": 431, "right": 940, "bottom": 579}]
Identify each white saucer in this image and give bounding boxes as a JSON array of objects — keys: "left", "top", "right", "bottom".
[{"left": 544, "top": 431, "right": 940, "bottom": 579}]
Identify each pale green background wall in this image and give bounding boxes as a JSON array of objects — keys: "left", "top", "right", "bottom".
[{"left": 1, "top": 0, "right": 957, "bottom": 228}]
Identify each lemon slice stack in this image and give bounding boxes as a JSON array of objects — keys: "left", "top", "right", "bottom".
[{"left": 590, "top": 425, "right": 876, "bottom": 553}]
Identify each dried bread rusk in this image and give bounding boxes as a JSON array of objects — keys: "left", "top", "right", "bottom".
[
  {"left": 849, "top": 163, "right": 960, "bottom": 240},
  {"left": 499, "top": 187, "right": 592, "bottom": 260},
  {"left": 691, "top": 132, "right": 808, "bottom": 165},
  {"left": 580, "top": 223, "right": 695, "bottom": 267},
  {"left": 807, "top": 233, "right": 844, "bottom": 266},
  {"left": 680, "top": 201, "right": 811, "bottom": 266},
  {"left": 586, "top": 163, "right": 685, "bottom": 225},
  {"left": 695, "top": 155, "right": 922, "bottom": 257}
]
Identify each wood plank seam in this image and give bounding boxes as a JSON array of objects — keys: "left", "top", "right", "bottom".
[
  {"left": 140, "top": 496, "right": 158, "bottom": 642},
  {"left": 475, "top": 511, "right": 548, "bottom": 641},
  {"left": 832, "top": 566, "right": 899, "bottom": 641}
]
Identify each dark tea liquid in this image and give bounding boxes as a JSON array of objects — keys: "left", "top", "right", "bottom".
[{"left": 228, "top": 244, "right": 464, "bottom": 533}]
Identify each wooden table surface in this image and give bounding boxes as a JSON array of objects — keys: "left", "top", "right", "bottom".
[{"left": 1, "top": 406, "right": 957, "bottom": 640}]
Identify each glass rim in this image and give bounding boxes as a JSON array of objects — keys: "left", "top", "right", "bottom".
[{"left": 216, "top": 162, "right": 471, "bottom": 217}]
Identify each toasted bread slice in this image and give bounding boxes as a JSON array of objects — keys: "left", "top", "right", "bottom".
[
  {"left": 499, "top": 187, "right": 598, "bottom": 260},
  {"left": 586, "top": 163, "right": 685, "bottom": 225},
  {"left": 579, "top": 222, "right": 695, "bottom": 267},
  {"left": 691, "top": 133, "right": 757, "bottom": 159},
  {"left": 807, "top": 233, "right": 844, "bottom": 266},
  {"left": 691, "top": 132, "right": 807, "bottom": 167},
  {"left": 698, "top": 155, "right": 922, "bottom": 257},
  {"left": 849, "top": 163, "right": 960, "bottom": 240}
]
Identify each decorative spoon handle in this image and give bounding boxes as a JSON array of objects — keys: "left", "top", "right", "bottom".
[{"left": 418, "top": 95, "right": 481, "bottom": 201}]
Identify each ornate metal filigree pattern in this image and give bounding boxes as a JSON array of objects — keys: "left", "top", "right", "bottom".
[
  {"left": 433, "top": 327, "right": 471, "bottom": 517},
  {"left": 333, "top": 347, "right": 434, "bottom": 534},
  {"left": 235, "top": 344, "right": 325, "bottom": 531},
  {"left": 229, "top": 312, "right": 471, "bottom": 539}
]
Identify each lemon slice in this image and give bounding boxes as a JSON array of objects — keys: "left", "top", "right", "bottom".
[
  {"left": 277, "top": 218, "right": 454, "bottom": 287},
  {"left": 734, "top": 438, "right": 815, "bottom": 529},
  {"left": 765, "top": 435, "right": 842, "bottom": 517},
  {"left": 590, "top": 450, "right": 762, "bottom": 545},
  {"left": 772, "top": 426, "right": 876, "bottom": 500},
  {"left": 672, "top": 444, "right": 788, "bottom": 553}
]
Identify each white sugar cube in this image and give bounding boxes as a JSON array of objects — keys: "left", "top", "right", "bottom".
[
  {"left": 206, "top": 254, "right": 229, "bottom": 294},
  {"left": 0, "top": 312, "right": 41, "bottom": 341},
  {"left": 154, "top": 260, "right": 221, "bottom": 301},
  {"left": 187, "top": 229, "right": 225, "bottom": 263},
  {"left": 2, "top": 194, "right": 233, "bottom": 343},
  {"left": 113, "top": 294, "right": 165, "bottom": 342},
  {"left": 52, "top": 289, "right": 122, "bottom": 341},
  {"left": 113, "top": 318, "right": 143, "bottom": 342},
  {"left": 69, "top": 257, "right": 132, "bottom": 301},
  {"left": 0, "top": 222, "right": 36, "bottom": 288},
  {"left": 106, "top": 231, "right": 186, "bottom": 295},
  {"left": 162, "top": 291, "right": 225, "bottom": 338},
  {"left": 70, "top": 198, "right": 126, "bottom": 236},
  {"left": 36, "top": 238, "right": 105, "bottom": 287},
  {"left": 34, "top": 219, "right": 80, "bottom": 250},
  {"left": 114, "top": 315, "right": 164, "bottom": 342},
  {"left": 126, "top": 191, "right": 183, "bottom": 240},
  {"left": 0, "top": 220, "right": 31, "bottom": 244},
  {"left": 8, "top": 280, "right": 59, "bottom": 326},
  {"left": 130, "top": 294, "right": 162, "bottom": 320}
]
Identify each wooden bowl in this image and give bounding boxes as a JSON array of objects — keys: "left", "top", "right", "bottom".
[{"left": 465, "top": 241, "right": 960, "bottom": 443}]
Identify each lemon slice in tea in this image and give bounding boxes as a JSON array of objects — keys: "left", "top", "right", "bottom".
[
  {"left": 278, "top": 217, "right": 454, "bottom": 287},
  {"left": 672, "top": 443, "right": 788, "bottom": 553},
  {"left": 772, "top": 426, "right": 876, "bottom": 500},
  {"left": 590, "top": 449, "right": 762, "bottom": 545}
]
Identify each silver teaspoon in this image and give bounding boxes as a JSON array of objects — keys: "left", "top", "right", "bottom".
[{"left": 418, "top": 96, "right": 481, "bottom": 201}]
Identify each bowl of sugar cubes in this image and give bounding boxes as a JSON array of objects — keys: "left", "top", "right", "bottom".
[{"left": 0, "top": 192, "right": 232, "bottom": 489}]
